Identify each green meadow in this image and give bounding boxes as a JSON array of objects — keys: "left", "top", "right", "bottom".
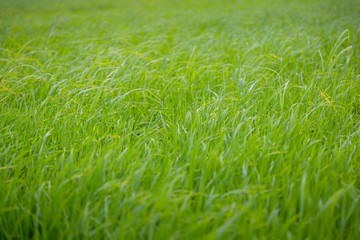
[{"left": 0, "top": 0, "right": 360, "bottom": 239}]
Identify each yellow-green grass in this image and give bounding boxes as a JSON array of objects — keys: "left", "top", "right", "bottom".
[{"left": 0, "top": 0, "right": 360, "bottom": 239}]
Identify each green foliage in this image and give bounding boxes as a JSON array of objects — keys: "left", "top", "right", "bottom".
[{"left": 0, "top": 0, "right": 359, "bottom": 239}]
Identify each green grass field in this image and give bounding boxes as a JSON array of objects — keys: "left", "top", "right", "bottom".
[{"left": 1, "top": 0, "right": 360, "bottom": 239}]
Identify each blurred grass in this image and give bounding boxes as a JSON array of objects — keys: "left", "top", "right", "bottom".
[{"left": 0, "top": 0, "right": 360, "bottom": 239}]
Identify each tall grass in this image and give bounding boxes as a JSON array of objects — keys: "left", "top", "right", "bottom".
[{"left": 0, "top": 0, "right": 359, "bottom": 239}]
